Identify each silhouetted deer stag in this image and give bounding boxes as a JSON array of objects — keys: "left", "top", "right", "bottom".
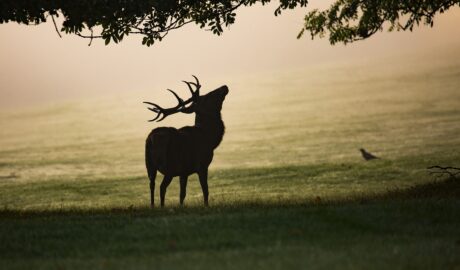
[{"left": 144, "top": 76, "right": 228, "bottom": 207}]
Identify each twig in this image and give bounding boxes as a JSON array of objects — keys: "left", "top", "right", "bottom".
[
  {"left": 50, "top": 14, "right": 62, "bottom": 38},
  {"left": 88, "top": 28, "right": 94, "bottom": 46},
  {"left": 427, "top": 165, "right": 460, "bottom": 179}
]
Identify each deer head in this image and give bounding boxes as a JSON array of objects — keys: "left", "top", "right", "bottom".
[{"left": 144, "top": 76, "right": 228, "bottom": 122}]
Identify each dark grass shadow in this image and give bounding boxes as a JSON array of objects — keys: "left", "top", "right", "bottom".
[
  {"left": 1, "top": 177, "right": 458, "bottom": 218},
  {"left": 376, "top": 176, "right": 460, "bottom": 199}
]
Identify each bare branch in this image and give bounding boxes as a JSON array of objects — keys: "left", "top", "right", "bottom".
[
  {"left": 50, "top": 14, "right": 62, "bottom": 38},
  {"left": 427, "top": 165, "right": 460, "bottom": 179}
]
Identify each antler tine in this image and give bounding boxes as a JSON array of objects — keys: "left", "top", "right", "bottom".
[
  {"left": 143, "top": 101, "right": 160, "bottom": 111},
  {"left": 182, "top": 80, "right": 195, "bottom": 96},
  {"left": 156, "top": 113, "right": 168, "bottom": 122},
  {"left": 148, "top": 113, "right": 162, "bottom": 122},
  {"left": 166, "top": 89, "right": 184, "bottom": 106},
  {"left": 143, "top": 101, "right": 162, "bottom": 121},
  {"left": 143, "top": 101, "right": 156, "bottom": 106},
  {"left": 190, "top": 75, "right": 200, "bottom": 95},
  {"left": 192, "top": 75, "right": 200, "bottom": 87},
  {"left": 182, "top": 75, "right": 201, "bottom": 96},
  {"left": 186, "top": 75, "right": 200, "bottom": 89}
]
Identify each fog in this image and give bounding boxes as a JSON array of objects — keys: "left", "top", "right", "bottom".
[{"left": 0, "top": 2, "right": 459, "bottom": 108}]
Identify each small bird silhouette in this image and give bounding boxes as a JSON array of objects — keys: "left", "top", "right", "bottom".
[{"left": 359, "top": 148, "right": 379, "bottom": 161}]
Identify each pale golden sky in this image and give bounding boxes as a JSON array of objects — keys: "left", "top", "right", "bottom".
[{"left": 0, "top": 2, "right": 459, "bottom": 108}]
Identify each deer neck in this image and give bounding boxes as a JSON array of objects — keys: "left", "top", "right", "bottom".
[{"left": 195, "top": 113, "right": 225, "bottom": 149}]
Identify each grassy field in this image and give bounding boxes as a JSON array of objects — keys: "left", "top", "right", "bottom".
[
  {"left": 0, "top": 59, "right": 460, "bottom": 269},
  {"left": 1, "top": 192, "right": 459, "bottom": 270}
]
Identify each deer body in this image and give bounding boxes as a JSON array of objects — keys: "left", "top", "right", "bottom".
[{"left": 144, "top": 77, "right": 228, "bottom": 207}]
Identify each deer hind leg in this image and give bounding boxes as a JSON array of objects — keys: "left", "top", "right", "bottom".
[
  {"left": 149, "top": 170, "right": 157, "bottom": 208},
  {"left": 160, "top": 175, "right": 173, "bottom": 208},
  {"left": 145, "top": 142, "right": 157, "bottom": 208},
  {"left": 145, "top": 156, "right": 157, "bottom": 207},
  {"left": 179, "top": 175, "right": 188, "bottom": 206},
  {"left": 198, "top": 170, "right": 209, "bottom": 207}
]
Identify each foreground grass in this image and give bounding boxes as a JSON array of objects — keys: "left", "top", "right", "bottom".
[{"left": 1, "top": 178, "right": 459, "bottom": 270}]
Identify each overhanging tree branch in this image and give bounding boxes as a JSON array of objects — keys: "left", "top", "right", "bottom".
[
  {"left": 298, "top": 0, "right": 460, "bottom": 45},
  {"left": 0, "top": 0, "right": 458, "bottom": 46}
]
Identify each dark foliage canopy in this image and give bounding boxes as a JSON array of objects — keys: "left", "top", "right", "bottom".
[
  {"left": 0, "top": 0, "right": 458, "bottom": 46},
  {"left": 298, "top": 0, "right": 460, "bottom": 44}
]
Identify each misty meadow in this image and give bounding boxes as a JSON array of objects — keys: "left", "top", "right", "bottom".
[{"left": 1, "top": 1, "right": 460, "bottom": 269}]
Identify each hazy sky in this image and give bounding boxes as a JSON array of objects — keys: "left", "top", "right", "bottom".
[{"left": 1, "top": 2, "right": 459, "bottom": 108}]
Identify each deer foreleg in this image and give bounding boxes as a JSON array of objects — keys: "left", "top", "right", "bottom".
[
  {"left": 198, "top": 170, "right": 209, "bottom": 206},
  {"left": 179, "top": 175, "right": 188, "bottom": 206},
  {"left": 160, "top": 175, "right": 173, "bottom": 208},
  {"left": 149, "top": 171, "right": 156, "bottom": 208}
]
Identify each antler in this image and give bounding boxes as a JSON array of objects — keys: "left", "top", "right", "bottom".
[
  {"left": 182, "top": 75, "right": 200, "bottom": 96},
  {"left": 144, "top": 75, "right": 201, "bottom": 122}
]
